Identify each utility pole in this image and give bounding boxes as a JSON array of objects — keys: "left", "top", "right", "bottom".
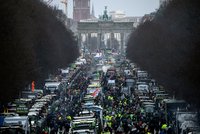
[{"left": 61, "top": 0, "right": 68, "bottom": 18}]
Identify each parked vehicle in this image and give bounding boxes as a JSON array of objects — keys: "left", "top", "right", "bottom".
[
  {"left": 44, "top": 81, "right": 61, "bottom": 94},
  {"left": 70, "top": 118, "right": 97, "bottom": 134},
  {"left": 0, "top": 115, "right": 30, "bottom": 134}
]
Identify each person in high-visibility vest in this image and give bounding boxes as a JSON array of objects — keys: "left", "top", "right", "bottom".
[
  {"left": 119, "top": 113, "right": 122, "bottom": 118},
  {"left": 66, "top": 115, "right": 72, "bottom": 121},
  {"left": 160, "top": 123, "right": 168, "bottom": 134},
  {"left": 123, "top": 101, "right": 127, "bottom": 106},
  {"left": 161, "top": 123, "right": 167, "bottom": 130},
  {"left": 110, "top": 96, "right": 113, "bottom": 101},
  {"left": 107, "top": 121, "right": 112, "bottom": 128},
  {"left": 108, "top": 115, "right": 113, "bottom": 121},
  {"left": 105, "top": 115, "right": 110, "bottom": 121}
]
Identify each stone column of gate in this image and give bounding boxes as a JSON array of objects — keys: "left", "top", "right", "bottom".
[
  {"left": 97, "top": 33, "right": 101, "bottom": 51},
  {"left": 110, "top": 32, "right": 114, "bottom": 49},
  {"left": 88, "top": 33, "right": 91, "bottom": 50},
  {"left": 85, "top": 33, "right": 88, "bottom": 47},
  {"left": 120, "top": 33, "right": 124, "bottom": 54}
]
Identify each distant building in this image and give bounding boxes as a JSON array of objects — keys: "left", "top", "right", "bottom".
[
  {"left": 109, "top": 10, "right": 126, "bottom": 19},
  {"left": 90, "top": 4, "right": 96, "bottom": 19},
  {"left": 108, "top": 10, "right": 141, "bottom": 27},
  {"left": 140, "top": 12, "right": 156, "bottom": 23},
  {"left": 73, "top": 0, "right": 91, "bottom": 21}
]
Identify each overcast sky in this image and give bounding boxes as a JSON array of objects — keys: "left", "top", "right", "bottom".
[{"left": 50, "top": 0, "right": 160, "bottom": 18}]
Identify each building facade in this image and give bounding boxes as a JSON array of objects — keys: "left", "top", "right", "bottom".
[
  {"left": 109, "top": 10, "right": 126, "bottom": 19},
  {"left": 73, "top": 0, "right": 91, "bottom": 22}
]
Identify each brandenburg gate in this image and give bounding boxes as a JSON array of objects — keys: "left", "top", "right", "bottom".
[{"left": 77, "top": 7, "right": 135, "bottom": 53}]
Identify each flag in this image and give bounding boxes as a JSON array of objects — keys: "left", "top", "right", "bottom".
[
  {"left": 31, "top": 81, "right": 35, "bottom": 92},
  {"left": 91, "top": 88, "right": 100, "bottom": 98}
]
